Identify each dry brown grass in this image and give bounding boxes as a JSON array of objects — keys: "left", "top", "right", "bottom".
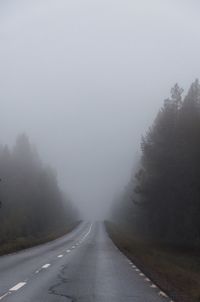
[
  {"left": 105, "top": 221, "right": 200, "bottom": 302},
  {"left": 0, "top": 222, "right": 80, "bottom": 256}
]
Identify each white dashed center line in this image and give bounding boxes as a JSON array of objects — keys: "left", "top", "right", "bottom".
[
  {"left": 0, "top": 224, "right": 94, "bottom": 301},
  {"left": 9, "top": 282, "right": 26, "bottom": 291},
  {"left": 42, "top": 264, "right": 51, "bottom": 269},
  {"left": 0, "top": 292, "right": 10, "bottom": 300}
]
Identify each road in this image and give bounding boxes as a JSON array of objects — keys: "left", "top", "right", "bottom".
[{"left": 0, "top": 222, "right": 172, "bottom": 302}]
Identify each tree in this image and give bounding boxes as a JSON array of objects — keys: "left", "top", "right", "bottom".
[
  {"left": 132, "top": 81, "right": 200, "bottom": 246},
  {"left": 0, "top": 134, "right": 77, "bottom": 249}
]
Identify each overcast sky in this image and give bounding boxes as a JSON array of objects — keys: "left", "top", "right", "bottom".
[{"left": 0, "top": 0, "right": 200, "bottom": 218}]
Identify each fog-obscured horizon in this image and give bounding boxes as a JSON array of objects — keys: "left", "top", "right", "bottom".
[{"left": 1, "top": 0, "right": 200, "bottom": 218}]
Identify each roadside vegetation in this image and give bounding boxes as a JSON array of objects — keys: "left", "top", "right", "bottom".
[
  {"left": 106, "top": 222, "right": 200, "bottom": 302},
  {"left": 134, "top": 80, "right": 200, "bottom": 246},
  {"left": 0, "top": 134, "right": 78, "bottom": 255},
  {"left": 110, "top": 80, "right": 200, "bottom": 302}
]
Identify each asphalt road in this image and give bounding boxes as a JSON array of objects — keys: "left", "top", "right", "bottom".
[{"left": 0, "top": 222, "right": 172, "bottom": 302}]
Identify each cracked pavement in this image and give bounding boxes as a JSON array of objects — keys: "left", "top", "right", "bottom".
[{"left": 0, "top": 222, "right": 171, "bottom": 301}]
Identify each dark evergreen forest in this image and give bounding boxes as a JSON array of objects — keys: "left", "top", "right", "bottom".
[
  {"left": 114, "top": 80, "right": 200, "bottom": 247},
  {"left": 0, "top": 134, "right": 77, "bottom": 253}
]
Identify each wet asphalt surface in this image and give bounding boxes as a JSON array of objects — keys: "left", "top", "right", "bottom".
[{"left": 0, "top": 222, "right": 171, "bottom": 302}]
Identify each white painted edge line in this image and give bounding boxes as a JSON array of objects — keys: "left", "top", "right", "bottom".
[
  {"left": 84, "top": 223, "right": 93, "bottom": 237},
  {"left": 65, "top": 224, "right": 93, "bottom": 256},
  {"left": 127, "top": 257, "right": 171, "bottom": 300},
  {"left": 108, "top": 223, "right": 172, "bottom": 301},
  {"left": 151, "top": 284, "right": 157, "bottom": 288},
  {"left": 0, "top": 225, "right": 93, "bottom": 301},
  {"left": 9, "top": 282, "right": 26, "bottom": 291},
  {"left": 159, "top": 291, "right": 168, "bottom": 298},
  {"left": 42, "top": 264, "right": 51, "bottom": 269}
]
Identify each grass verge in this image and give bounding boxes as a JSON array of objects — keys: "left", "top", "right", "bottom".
[
  {"left": 0, "top": 221, "right": 80, "bottom": 256},
  {"left": 105, "top": 221, "right": 200, "bottom": 302}
]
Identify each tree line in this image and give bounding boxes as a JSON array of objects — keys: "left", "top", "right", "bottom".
[
  {"left": 114, "top": 80, "right": 200, "bottom": 247},
  {"left": 0, "top": 134, "right": 77, "bottom": 252}
]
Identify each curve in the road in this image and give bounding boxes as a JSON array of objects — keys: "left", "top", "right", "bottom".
[{"left": 0, "top": 222, "right": 173, "bottom": 302}]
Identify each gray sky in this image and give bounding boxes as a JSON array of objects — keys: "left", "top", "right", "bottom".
[{"left": 0, "top": 0, "right": 200, "bottom": 218}]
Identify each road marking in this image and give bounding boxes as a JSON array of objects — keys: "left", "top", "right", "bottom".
[
  {"left": 0, "top": 224, "right": 93, "bottom": 301},
  {"left": 159, "top": 291, "right": 168, "bottom": 298},
  {"left": 124, "top": 254, "right": 171, "bottom": 301},
  {"left": 42, "top": 264, "right": 51, "bottom": 269},
  {"left": 0, "top": 292, "right": 10, "bottom": 300},
  {"left": 9, "top": 282, "right": 26, "bottom": 291},
  {"left": 67, "top": 224, "right": 92, "bottom": 255},
  {"left": 151, "top": 284, "right": 157, "bottom": 288},
  {"left": 84, "top": 224, "right": 92, "bottom": 238}
]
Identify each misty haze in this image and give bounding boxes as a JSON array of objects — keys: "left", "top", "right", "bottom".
[{"left": 0, "top": 1, "right": 200, "bottom": 301}]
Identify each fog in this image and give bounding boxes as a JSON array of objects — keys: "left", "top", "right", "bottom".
[{"left": 0, "top": 0, "right": 200, "bottom": 219}]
